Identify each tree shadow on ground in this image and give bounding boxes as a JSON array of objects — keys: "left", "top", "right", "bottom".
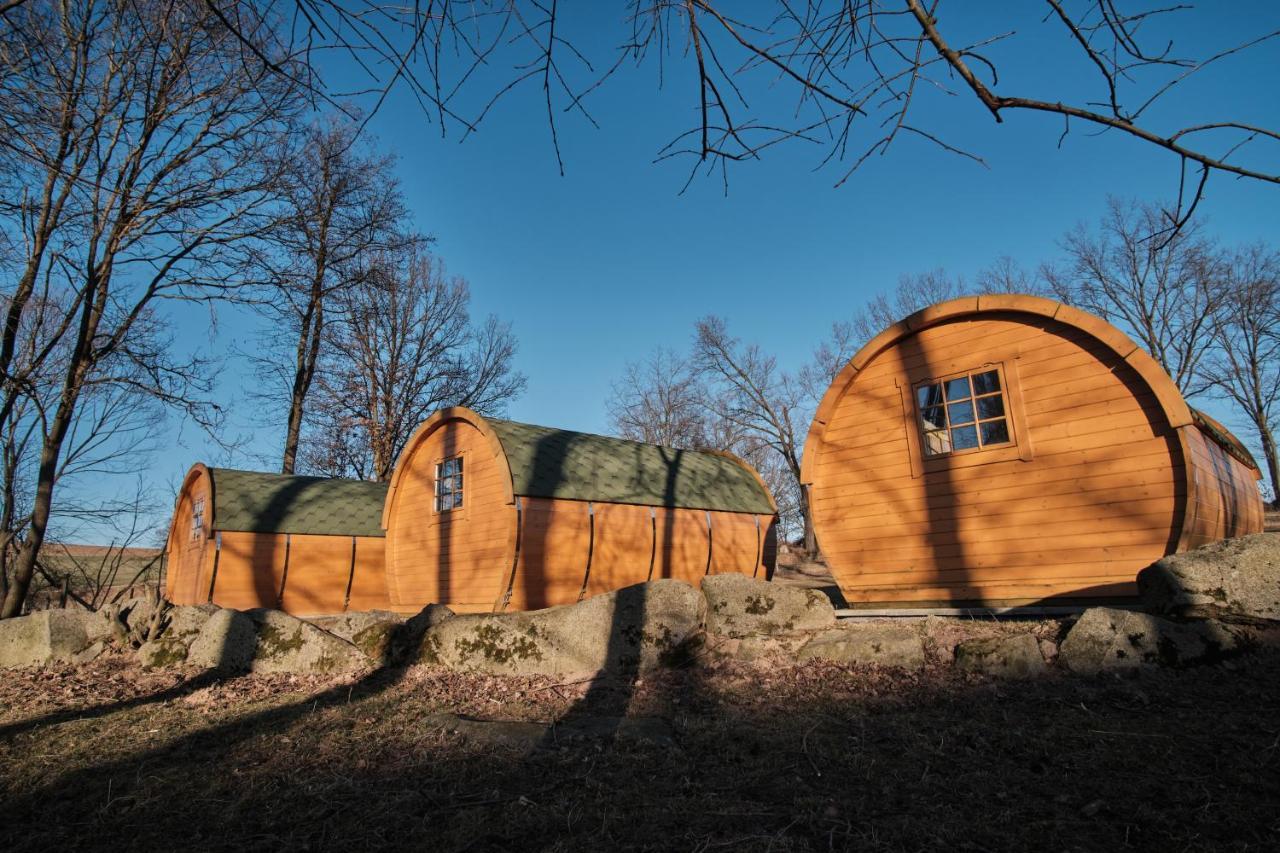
[{"left": 3, "top": 639, "right": 1280, "bottom": 852}]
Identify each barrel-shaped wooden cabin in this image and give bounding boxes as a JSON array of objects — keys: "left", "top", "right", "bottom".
[
  {"left": 802, "top": 295, "right": 1264, "bottom": 609},
  {"left": 165, "top": 465, "right": 391, "bottom": 614},
  {"left": 382, "top": 408, "right": 779, "bottom": 612}
]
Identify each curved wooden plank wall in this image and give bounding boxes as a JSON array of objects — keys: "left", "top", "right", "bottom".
[
  {"left": 164, "top": 466, "right": 391, "bottom": 615},
  {"left": 383, "top": 411, "right": 778, "bottom": 614},
  {"left": 803, "top": 295, "right": 1263, "bottom": 609}
]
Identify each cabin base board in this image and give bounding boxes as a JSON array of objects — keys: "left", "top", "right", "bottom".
[{"left": 835, "top": 603, "right": 1145, "bottom": 619}]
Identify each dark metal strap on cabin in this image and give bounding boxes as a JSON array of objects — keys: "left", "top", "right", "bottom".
[
  {"left": 704, "top": 510, "right": 713, "bottom": 576},
  {"left": 578, "top": 501, "right": 595, "bottom": 602},
  {"left": 206, "top": 531, "right": 222, "bottom": 604},
  {"left": 276, "top": 533, "right": 292, "bottom": 609},
  {"left": 646, "top": 506, "right": 657, "bottom": 581},
  {"left": 341, "top": 536, "right": 357, "bottom": 612},
  {"left": 753, "top": 515, "right": 762, "bottom": 578},
  {"left": 497, "top": 497, "right": 523, "bottom": 611}
]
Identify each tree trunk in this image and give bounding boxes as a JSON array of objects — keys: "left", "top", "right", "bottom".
[
  {"left": 798, "top": 484, "right": 817, "bottom": 557},
  {"left": 1261, "top": 426, "right": 1280, "bottom": 510},
  {"left": 281, "top": 297, "right": 324, "bottom": 475},
  {"left": 1, "top": 409, "right": 72, "bottom": 617}
]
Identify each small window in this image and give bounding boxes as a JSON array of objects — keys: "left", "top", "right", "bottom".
[
  {"left": 915, "top": 368, "right": 1013, "bottom": 458},
  {"left": 190, "top": 498, "right": 205, "bottom": 540},
  {"left": 434, "top": 456, "right": 464, "bottom": 512}
]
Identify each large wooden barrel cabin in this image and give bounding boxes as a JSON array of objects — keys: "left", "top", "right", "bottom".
[
  {"left": 802, "top": 294, "right": 1264, "bottom": 609},
  {"left": 382, "top": 407, "right": 779, "bottom": 613},
  {"left": 165, "top": 465, "right": 391, "bottom": 614}
]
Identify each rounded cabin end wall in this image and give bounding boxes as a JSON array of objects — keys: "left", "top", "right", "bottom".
[
  {"left": 809, "top": 310, "right": 1186, "bottom": 607},
  {"left": 384, "top": 413, "right": 516, "bottom": 613},
  {"left": 1177, "top": 424, "right": 1267, "bottom": 549},
  {"left": 165, "top": 465, "right": 213, "bottom": 605}
]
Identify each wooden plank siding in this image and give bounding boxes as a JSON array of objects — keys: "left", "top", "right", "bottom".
[
  {"left": 346, "top": 537, "right": 390, "bottom": 612},
  {"left": 808, "top": 310, "right": 1185, "bottom": 607},
  {"left": 384, "top": 409, "right": 779, "bottom": 613},
  {"left": 164, "top": 467, "right": 212, "bottom": 606},
  {"left": 384, "top": 416, "right": 516, "bottom": 614},
  {"left": 1180, "top": 425, "right": 1265, "bottom": 549},
  {"left": 209, "top": 531, "right": 289, "bottom": 610}
]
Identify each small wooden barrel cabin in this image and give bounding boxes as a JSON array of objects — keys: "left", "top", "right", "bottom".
[
  {"left": 802, "top": 295, "right": 1264, "bottom": 609},
  {"left": 382, "top": 407, "right": 779, "bottom": 613},
  {"left": 165, "top": 465, "right": 391, "bottom": 614}
]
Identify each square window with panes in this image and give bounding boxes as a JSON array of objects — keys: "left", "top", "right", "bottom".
[
  {"left": 915, "top": 368, "right": 1012, "bottom": 457},
  {"left": 434, "top": 457, "right": 464, "bottom": 512}
]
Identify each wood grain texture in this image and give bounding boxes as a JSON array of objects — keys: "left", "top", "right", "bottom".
[
  {"left": 385, "top": 411, "right": 781, "bottom": 612},
  {"left": 209, "top": 531, "right": 288, "bottom": 610},
  {"left": 346, "top": 537, "right": 392, "bottom": 612},
  {"left": 1179, "top": 425, "right": 1265, "bottom": 549},
  {"left": 384, "top": 415, "right": 516, "bottom": 613},
  {"left": 164, "top": 467, "right": 211, "bottom": 605},
  {"left": 280, "top": 534, "right": 355, "bottom": 615},
  {"left": 808, "top": 311, "right": 1185, "bottom": 606}
]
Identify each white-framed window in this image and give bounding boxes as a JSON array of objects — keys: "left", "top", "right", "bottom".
[
  {"left": 434, "top": 456, "right": 464, "bottom": 512},
  {"left": 915, "top": 367, "right": 1013, "bottom": 458},
  {"left": 191, "top": 497, "right": 205, "bottom": 539}
]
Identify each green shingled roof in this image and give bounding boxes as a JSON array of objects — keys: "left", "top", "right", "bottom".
[
  {"left": 208, "top": 468, "right": 387, "bottom": 537},
  {"left": 485, "top": 420, "right": 776, "bottom": 514}
]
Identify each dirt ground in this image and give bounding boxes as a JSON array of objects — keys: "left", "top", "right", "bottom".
[{"left": 2, "top": 645, "right": 1279, "bottom": 853}]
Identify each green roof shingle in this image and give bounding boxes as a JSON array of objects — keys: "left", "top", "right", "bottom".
[
  {"left": 208, "top": 468, "right": 387, "bottom": 537},
  {"left": 485, "top": 420, "right": 775, "bottom": 514}
]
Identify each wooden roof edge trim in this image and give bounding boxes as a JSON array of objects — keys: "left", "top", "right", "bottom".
[
  {"left": 168, "top": 463, "right": 213, "bottom": 548},
  {"left": 804, "top": 294, "right": 1196, "bottom": 472},
  {"left": 699, "top": 448, "right": 779, "bottom": 514},
  {"left": 1190, "top": 409, "right": 1263, "bottom": 475},
  {"left": 380, "top": 406, "right": 515, "bottom": 530}
]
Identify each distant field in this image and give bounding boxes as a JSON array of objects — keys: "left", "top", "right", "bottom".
[{"left": 27, "top": 544, "right": 164, "bottom": 611}]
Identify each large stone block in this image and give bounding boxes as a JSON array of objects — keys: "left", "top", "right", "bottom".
[
  {"left": 1059, "top": 607, "right": 1238, "bottom": 675},
  {"left": 186, "top": 609, "right": 257, "bottom": 671},
  {"left": 796, "top": 622, "right": 926, "bottom": 669},
  {"left": 419, "top": 579, "right": 704, "bottom": 675},
  {"left": 702, "top": 573, "right": 836, "bottom": 638},
  {"left": 955, "top": 634, "right": 1048, "bottom": 678},
  {"left": 245, "top": 609, "right": 367, "bottom": 674},
  {"left": 1139, "top": 534, "right": 1280, "bottom": 622},
  {"left": 0, "top": 610, "right": 111, "bottom": 669}
]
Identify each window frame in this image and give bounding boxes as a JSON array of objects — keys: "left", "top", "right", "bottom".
[
  {"left": 432, "top": 453, "right": 466, "bottom": 516},
  {"left": 899, "top": 357, "right": 1033, "bottom": 477},
  {"left": 190, "top": 497, "right": 205, "bottom": 540}
]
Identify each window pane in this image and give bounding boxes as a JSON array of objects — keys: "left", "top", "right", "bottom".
[
  {"left": 916, "top": 383, "right": 943, "bottom": 409},
  {"left": 455, "top": 457, "right": 463, "bottom": 473},
  {"left": 972, "top": 370, "right": 1001, "bottom": 395},
  {"left": 951, "top": 424, "right": 979, "bottom": 450},
  {"left": 981, "top": 419, "right": 1010, "bottom": 445},
  {"left": 976, "top": 395, "right": 1005, "bottom": 419},
  {"left": 920, "top": 405, "right": 946, "bottom": 430},
  {"left": 944, "top": 376, "right": 972, "bottom": 401},
  {"left": 923, "top": 430, "right": 949, "bottom": 456},
  {"left": 947, "top": 400, "right": 974, "bottom": 426}
]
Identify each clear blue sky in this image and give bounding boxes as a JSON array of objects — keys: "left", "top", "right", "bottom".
[{"left": 71, "top": 3, "right": 1280, "bottom": 542}]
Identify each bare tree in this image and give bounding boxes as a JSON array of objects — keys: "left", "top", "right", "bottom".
[
  {"left": 1200, "top": 244, "right": 1280, "bottom": 506},
  {"left": 0, "top": 0, "right": 301, "bottom": 617},
  {"left": 301, "top": 247, "right": 525, "bottom": 481},
  {"left": 802, "top": 269, "right": 968, "bottom": 397},
  {"left": 607, "top": 346, "right": 806, "bottom": 538},
  {"left": 693, "top": 316, "right": 816, "bottom": 554},
  {"left": 207, "top": 2, "right": 1279, "bottom": 210},
  {"left": 1045, "top": 198, "right": 1219, "bottom": 394},
  {"left": 608, "top": 349, "right": 712, "bottom": 448},
  {"left": 248, "top": 118, "right": 417, "bottom": 474}
]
